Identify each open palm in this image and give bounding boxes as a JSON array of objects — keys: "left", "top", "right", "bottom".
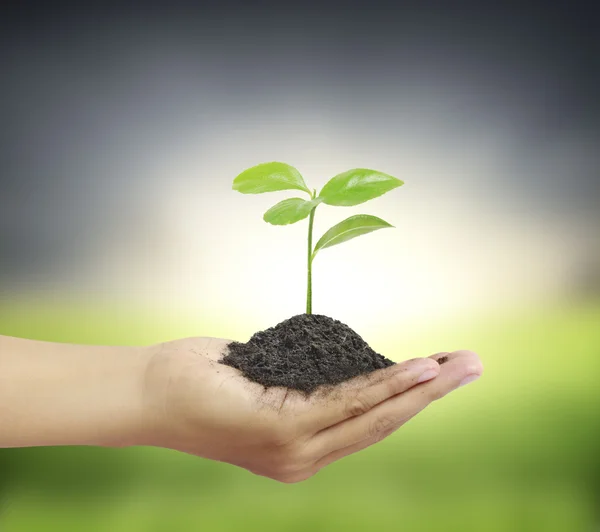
[{"left": 143, "top": 337, "right": 483, "bottom": 483}]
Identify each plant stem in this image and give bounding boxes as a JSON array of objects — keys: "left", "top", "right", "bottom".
[{"left": 306, "top": 190, "right": 317, "bottom": 314}]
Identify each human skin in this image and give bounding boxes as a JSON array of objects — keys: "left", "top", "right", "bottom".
[{"left": 0, "top": 334, "right": 483, "bottom": 483}]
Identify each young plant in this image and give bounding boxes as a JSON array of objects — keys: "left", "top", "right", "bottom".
[{"left": 233, "top": 162, "right": 403, "bottom": 314}]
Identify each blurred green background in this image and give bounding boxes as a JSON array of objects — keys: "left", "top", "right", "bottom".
[
  {"left": 2, "top": 2, "right": 600, "bottom": 531},
  {"left": 1, "top": 298, "right": 599, "bottom": 531}
]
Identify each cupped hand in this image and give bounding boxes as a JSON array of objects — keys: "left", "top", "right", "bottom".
[{"left": 141, "top": 338, "right": 483, "bottom": 483}]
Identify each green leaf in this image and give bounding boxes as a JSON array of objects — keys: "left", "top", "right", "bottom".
[
  {"left": 233, "top": 162, "right": 311, "bottom": 195},
  {"left": 313, "top": 215, "right": 393, "bottom": 257},
  {"left": 318, "top": 168, "right": 403, "bottom": 206},
  {"left": 263, "top": 198, "right": 319, "bottom": 225}
]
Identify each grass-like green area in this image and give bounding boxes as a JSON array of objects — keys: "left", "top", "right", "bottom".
[{"left": 1, "top": 298, "right": 599, "bottom": 531}]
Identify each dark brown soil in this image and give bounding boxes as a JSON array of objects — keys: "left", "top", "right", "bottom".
[{"left": 220, "top": 314, "right": 395, "bottom": 394}]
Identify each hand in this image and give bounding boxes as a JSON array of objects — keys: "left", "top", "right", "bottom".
[{"left": 142, "top": 338, "right": 483, "bottom": 483}]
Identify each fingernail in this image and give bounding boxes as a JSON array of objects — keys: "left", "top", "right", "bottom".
[
  {"left": 459, "top": 374, "right": 480, "bottom": 387},
  {"left": 417, "top": 369, "right": 438, "bottom": 383}
]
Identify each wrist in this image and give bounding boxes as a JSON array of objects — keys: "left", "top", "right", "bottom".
[
  {"left": 137, "top": 340, "right": 188, "bottom": 451},
  {"left": 92, "top": 344, "right": 158, "bottom": 448}
]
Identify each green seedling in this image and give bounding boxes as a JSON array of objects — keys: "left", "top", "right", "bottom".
[{"left": 233, "top": 162, "right": 404, "bottom": 314}]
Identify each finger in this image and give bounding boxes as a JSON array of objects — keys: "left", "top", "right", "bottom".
[
  {"left": 429, "top": 350, "right": 482, "bottom": 373},
  {"left": 430, "top": 352, "right": 451, "bottom": 364},
  {"left": 310, "top": 350, "right": 483, "bottom": 456},
  {"left": 313, "top": 357, "right": 457, "bottom": 468},
  {"left": 301, "top": 357, "right": 441, "bottom": 433},
  {"left": 315, "top": 425, "right": 397, "bottom": 470}
]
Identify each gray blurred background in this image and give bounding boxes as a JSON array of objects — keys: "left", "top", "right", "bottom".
[{"left": 1, "top": 1, "right": 598, "bottom": 326}]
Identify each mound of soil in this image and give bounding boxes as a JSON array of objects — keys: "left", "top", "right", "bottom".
[{"left": 220, "top": 314, "right": 394, "bottom": 394}]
